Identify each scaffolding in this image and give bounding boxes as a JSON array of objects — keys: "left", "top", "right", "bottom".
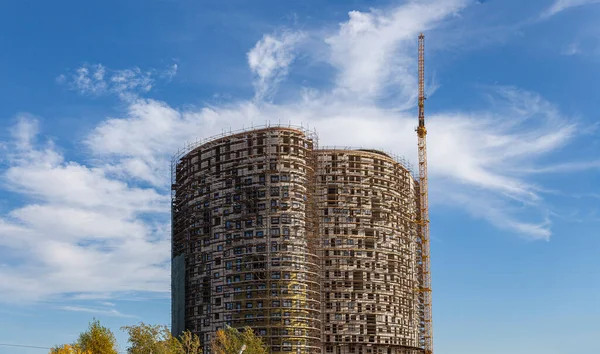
[
  {"left": 171, "top": 127, "right": 426, "bottom": 354},
  {"left": 316, "top": 148, "right": 423, "bottom": 354},
  {"left": 171, "top": 125, "right": 322, "bottom": 354}
]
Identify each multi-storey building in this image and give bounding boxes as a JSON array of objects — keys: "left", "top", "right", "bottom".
[
  {"left": 171, "top": 126, "right": 424, "bottom": 354},
  {"left": 316, "top": 149, "right": 421, "bottom": 354}
]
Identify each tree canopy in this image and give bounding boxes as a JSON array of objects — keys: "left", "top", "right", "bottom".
[
  {"left": 211, "top": 326, "right": 267, "bottom": 354},
  {"left": 178, "top": 329, "right": 203, "bottom": 354},
  {"left": 49, "top": 319, "right": 118, "bottom": 354},
  {"left": 121, "top": 322, "right": 202, "bottom": 354},
  {"left": 75, "top": 319, "right": 119, "bottom": 354},
  {"left": 121, "top": 323, "right": 180, "bottom": 354},
  {"left": 49, "top": 344, "right": 91, "bottom": 354},
  {"left": 49, "top": 320, "right": 202, "bottom": 354}
]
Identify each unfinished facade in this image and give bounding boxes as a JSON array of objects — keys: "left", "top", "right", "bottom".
[
  {"left": 172, "top": 126, "right": 424, "bottom": 354},
  {"left": 171, "top": 127, "right": 322, "bottom": 354},
  {"left": 316, "top": 149, "right": 422, "bottom": 354}
]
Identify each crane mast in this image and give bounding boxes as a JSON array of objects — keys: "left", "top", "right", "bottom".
[{"left": 416, "top": 32, "right": 433, "bottom": 354}]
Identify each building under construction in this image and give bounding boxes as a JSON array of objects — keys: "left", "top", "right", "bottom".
[
  {"left": 171, "top": 127, "right": 322, "bottom": 353},
  {"left": 172, "top": 33, "right": 432, "bottom": 354},
  {"left": 316, "top": 148, "right": 422, "bottom": 354},
  {"left": 171, "top": 126, "right": 424, "bottom": 354}
]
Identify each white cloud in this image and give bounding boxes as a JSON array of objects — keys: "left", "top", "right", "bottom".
[
  {"left": 72, "top": 64, "right": 108, "bottom": 95},
  {"left": 110, "top": 67, "right": 154, "bottom": 97},
  {"left": 59, "top": 63, "right": 178, "bottom": 100},
  {"left": 248, "top": 31, "right": 305, "bottom": 100},
  {"left": 438, "top": 188, "right": 553, "bottom": 241},
  {"left": 4, "top": 156, "right": 167, "bottom": 213},
  {"left": 324, "top": 0, "right": 466, "bottom": 103},
  {"left": 59, "top": 305, "right": 136, "bottom": 318},
  {"left": 520, "top": 160, "right": 600, "bottom": 173},
  {"left": 82, "top": 85, "right": 576, "bottom": 242},
  {"left": 0, "top": 0, "right": 591, "bottom": 303},
  {"left": 8, "top": 114, "right": 39, "bottom": 150},
  {"left": 0, "top": 116, "right": 169, "bottom": 302},
  {"left": 161, "top": 64, "right": 178, "bottom": 81},
  {"left": 541, "top": 0, "right": 600, "bottom": 18}
]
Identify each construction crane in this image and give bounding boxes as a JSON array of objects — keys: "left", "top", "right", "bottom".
[{"left": 416, "top": 32, "right": 433, "bottom": 354}]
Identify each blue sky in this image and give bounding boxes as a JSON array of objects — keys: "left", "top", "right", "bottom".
[{"left": 0, "top": 0, "right": 599, "bottom": 353}]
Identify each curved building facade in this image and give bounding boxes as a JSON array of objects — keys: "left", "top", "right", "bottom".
[
  {"left": 172, "top": 127, "right": 425, "bottom": 354},
  {"left": 171, "top": 127, "right": 322, "bottom": 353},
  {"left": 316, "top": 149, "right": 422, "bottom": 354}
]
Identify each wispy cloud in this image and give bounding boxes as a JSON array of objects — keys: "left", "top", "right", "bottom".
[
  {"left": 7, "top": 113, "right": 39, "bottom": 150},
  {"left": 519, "top": 160, "right": 600, "bottom": 173},
  {"left": 324, "top": 0, "right": 466, "bottom": 104},
  {"left": 57, "top": 63, "right": 178, "bottom": 100},
  {"left": 160, "top": 64, "right": 178, "bottom": 81},
  {"left": 56, "top": 64, "right": 108, "bottom": 95},
  {"left": 248, "top": 31, "right": 304, "bottom": 100},
  {"left": 440, "top": 188, "right": 553, "bottom": 240},
  {"left": 59, "top": 305, "right": 136, "bottom": 318},
  {"left": 541, "top": 0, "right": 600, "bottom": 18}
]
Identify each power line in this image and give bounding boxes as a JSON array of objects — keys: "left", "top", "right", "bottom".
[
  {"left": 0, "top": 343, "right": 127, "bottom": 354},
  {"left": 0, "top": 343, "right": 52, "bottom": 350}
]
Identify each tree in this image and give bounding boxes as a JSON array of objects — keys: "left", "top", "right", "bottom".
[
  {"left": 178, "top": 330, "right": 202, "bottom": 354},
  {"left": 211, "top": 326, "right": 267, "bottom": 354},
  {"left": 49, "top": 344, "right": 90, "bottom": 354},
  {"left": 121, "top": 322, "right": 201, "bottom": 354},
  {"left": 49, "top": 319, "right": 201, "bottom": 354},
  {"left": 49, "top": 319, "right": 117, "bottom": 354},
  {"left": 75, "top": 319, "right": 119, "bottom": 354}
]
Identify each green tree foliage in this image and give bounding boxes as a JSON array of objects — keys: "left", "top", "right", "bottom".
[
  {"left": 211, "top": 326, "right": 267, "bottom": 354},
  {"left": 75, "top": 319, "right": 119, "bottom": 354},
  {"left": 121, "top": 322, "right": 201, "bottom": 354}
]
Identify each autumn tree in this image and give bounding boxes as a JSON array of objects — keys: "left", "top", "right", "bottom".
[
  {"left": 49, "top": 344, "right": 90, "bottom": 354},
  {"left": 75, "top": 319, "right": 119, "bottom": 354},
  {"left": 121, "top": 322, "right": 201, "bottom": 354},
  {"left": 121, "top": 323, "right": 178, "bottom": 354},
  {"left": 178, "top": 329, "right": 203, "bottom": 354},
  {"left": 49, "top": 319, "right": 117, "bottom": 354},
  {"left": 211, "top": 326, "right": 267, "bottom": 354},
  {"left": 50, "top": 319, "right": 201, "bottom": 354}
]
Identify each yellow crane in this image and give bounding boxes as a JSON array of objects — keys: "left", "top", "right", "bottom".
[{"left": 416, "top": 32, "right": 433, "bottom": 354}]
